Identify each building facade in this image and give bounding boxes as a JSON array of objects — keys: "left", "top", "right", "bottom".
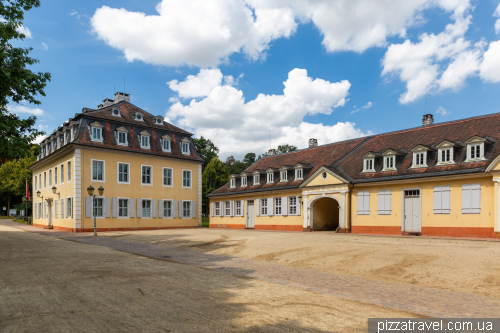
[
  {"left": 30, "top": 92, "right": 203, "bottom": 232},
  {"left": 209, "top": 113, "right": 500, "bottom": 238}
]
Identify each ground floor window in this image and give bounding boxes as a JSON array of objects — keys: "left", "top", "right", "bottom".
[
  {"left": 183, "top": 201, "right": 191, "bottom": 217},
  {"left": 164, "top": 200, "right": 172, "bottom": 217},
  {"left": 261, "top": 199, "right": 267, "bottom": 215},
  {"left": 215, "top": 202, "right": 221, "bottom": 216},
  {"left": 119, "top": 199, "right": 128, "bottom": 217},
  {"left": 61, "top": 200, "right": 64, "bottom": 218},
  {"left": 66, "top": 198, "right": 72, "bottom": 218},
  {"left": 142, "top": 200, "right": 151, "bottom": 217},
  {"left": 94, "top": 198, "right": 103, "bottom": 217},
  {"left": 275, "top": 198, "right": 282, "bottom": 215},
  {"left": 289, "top": 197, "right": 297, "bottom": 215},
  {"left": 235, "top": 200, "right": 242, "bottom": 216},
  {"left": 225, "top": 201, "right": 231, "bottom": 216}
]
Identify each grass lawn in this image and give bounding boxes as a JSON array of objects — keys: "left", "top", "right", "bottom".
[
  {"left": 13, "top": 218, "right": 31, "bottom": 225},
  {"left": 202, "top": 217, "right": 210, "bottom": 228}
]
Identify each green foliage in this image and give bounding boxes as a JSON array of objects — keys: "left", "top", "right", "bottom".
[
  {"left": 0, "top": 0, "right": 50, "bottom": 160},
  {"left": 192, "top": 136, "right": 218, "bottom": 172},
  {"left": 277, "top": 144, "right": 297, "bottom": 154},
  {"left": 202, "top": 157, "right": 229, "bottom": 216},
  {"left": 0, "top": 146, "right": 36, "bottom": 197},
  {"left": 243, "top": 152, "right": 256, "bottom": 166}
]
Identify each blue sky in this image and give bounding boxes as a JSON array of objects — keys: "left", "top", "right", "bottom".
[{"left": 10, "top": 0, "right": 500, "bottom": 159}]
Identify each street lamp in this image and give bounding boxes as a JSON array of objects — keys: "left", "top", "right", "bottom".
[{"left": 87, "top": 185, "right": 104, "bottom": 236}]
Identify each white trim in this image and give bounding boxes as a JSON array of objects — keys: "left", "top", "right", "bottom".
[
  {"left": 140, "top": 198, "right": 153, "bottom": 218},
  {"left": 437, "top": 147, "right": 454, "bottom": 165},
  {"left": 362, "top": 158, "right": 375, "bottom": 172},
  {"left": 181, "top": 140, "right": 190, "bottom": 155},
  {"left": 91, "top": 159, "right": 105, "bottom": 183},
  {"left": 400, "top": 187, "right": 422, "bottom": 233},
  {"left": 67, "top": 160, "right": 72, "bottom": 183},
  {"left": 230, "top": 178, "right": 236, "bottom": 188},
  {"left": 117, "top": 197, "right": 131, "bottom": 219},
  {"left": 253, "top": 174, "right": 260, "bottom": 185},
  {"left": 295, "top": 168, "right": 303, "bottom": 180},
  {"left": 140, "top": 132, "right": 151, "bottom": 149},
  {"left": 182, "top": 169, "right": 192, "bottom": 189},
  {"left": 241, "top": 176, "right": 248, "bottom": 187},
  {"left": 162, "top": 167, "right": 173, "bottom": 187},
  {"left": 141, "top": 164, "right": 153, "bottom": 186},
  {"left": 117, "top": 162, "right": 131, "bottom": 184},
  {"left": 181, "top": 200, "right": 192, "bottom": 219},
  {"left": 161, "top": 137, "right": 172, "bottom": 152},
  {"left": 161, "top": 199, "right": 174, "bottom": 219},
  {"left": 411, "top": 151, "right": 428, "bottom": 168},
  {"left": 299, "top": 166, "right": 349, "bottom": 187},
  {"left": 90, "top": 124, "right": 103, "bottom": 143},
  {"left": 382, "top": 155, "right": 396, "bottom": 171},
  {"left": 60, "top": 163, "right": 64, "bottom": 184},
  {"left": 116, "top": 127, "right": 128, "bottom": 146}
]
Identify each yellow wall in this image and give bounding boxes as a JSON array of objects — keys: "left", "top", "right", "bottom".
[
  {"left": 351, "top": 176, "right": 495, "bottom": 229},
  {"left": 305, "top": 171, "right": 345, "bottom": 187}
]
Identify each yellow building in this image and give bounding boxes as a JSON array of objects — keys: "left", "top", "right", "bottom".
[
  {"left": 209, "top": 114, "right": 500, "bottom": 238},
  {"left": 30, "top": 92, "right": 203, "bottom": 232}
]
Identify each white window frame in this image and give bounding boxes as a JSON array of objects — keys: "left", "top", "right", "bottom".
[
  {"left": 267, "top": 172, "right": 274, "bottom": 184},
  {"left": 54, "top": 166, "right": 58, "bottom": 185},
  {"left": 466, "top": 143, "right": 484, "bottom": 161},
  {"left": 118, "top": 198, "right": 129, "bottom": 218},
  {"left": 156, "top": 117, "right": 163, "bottom": 125},
  {"left": 412, "top": 151, "right": 427, "bottom": 168},
  {"left": 163, "top": 167, "right": 173, "bottom": 187},
  {"left": 225, "top": 201, "right": 231, "bottom": 216},
  {"left": 93, "top": 197, "right": 105, "bottom": 218},
  {"left": 140, "top": 134, "right": 151, "bottom": 149},
  {"left": 142, "top": 199, "right": 152, "bottom": 218},
  {"left": 183, "top": 201, "right": 191, "bottom": 218},
  {"left": 66, "top": 197, "right": 72, "bottom": 218},
  {"left": 63, "top": 131, "right": 68, "bottom": 145},
  {"left": 67, "top": 160, "right": 72, "bottom": 182},
  {"left": 60, "top": 198, "right": 64, "bottom": 219},
  {"left": 162, "top": 138, "right": 171, "bottom": 152},
  {"left": 289, "top": 196, "right": 297, "bottom": 215},
  {"left": 241, "top": 176, "right": 247, "bottom": 187},
  {"left": 295, "top": 168, "right": 303, "bottom": 180},
  {"left": 182, "top": 141, "right": 190, "bottom": 155},
  {"left": 261, "top": 198, "right": 268, "bottom": 216},
  {"left": 274, "top": 197, "right": 282, "bottom": 215},
  {"left": 235, "top": 200, "right": 242, "bottom": 216},
  {"left": 44, "top": 171, "right": 46, "bottom": 188},
  {"left": 214, "top": 202, "right": 221, "bottom": 217},
  {"left": 54, "top": 200, "right": 58, "bottom": 219},
  {"left": 141, "top": 165, "right": 153, "bottom": 186},
  {"left": 70, "top": 127, "right": 75, "bottom": 141},
  {"left": 363, "top": 158, "right": 375, "bottom": 172},
  {"left": 433, "top": 186, "right": 451, "bottom": 214},
  {"left": 39, "top": 173, "right": 41, "bottom": 190},
  {"left": 117, "top": 162, "right": 130, "bottom": 184},
  {"left": 182, "top": 169, "right": 192, "bottom": 188},
  {"left": 280, "top": 170, "right": 288, "bottom": 182},
  {"left": 91, "top": 159, "right": 105, "bottom": 182},
  {"left": 60, "top": 164, "right": 64, "bottom": 184},
  {"left": 383, "top": 155, "right": 396, "bottom": 171},
  {"left": 135, "top": 112, "right": 144, "bottom": 121},
  {"left": 34, "top": 175, "right": 37, "bottom": 191},
  {"left": 377, "top": 189, "right": 391, "bottom": 215},
  {"left": 111, "top": 108, "right": 121, "bottom": 117},
  {"left": 91, "top": 126, "right": 103, "bottom": 143},
  {"left": 230, "top": 178, "right": 236, "bottom": 188},
  {"left": 253, "top": 174, "right": 260, "bottom": 185},
  {"left": 437, "top": 148, "right": 453, "bottom": 165},
  {"left": 49, "top": 169, "right": 52, "bottom": 186},
  {"left": 117, "top": 130, "right": 128, "bottom": 146},
  {"left": 163, "top": 200, "right": 173, "bottom": 218}
]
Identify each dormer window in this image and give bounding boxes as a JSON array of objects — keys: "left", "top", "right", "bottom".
[
  {"left": 383, "top": 156, "right": 395, "bottom": 171},
  {"left": 411, "top": 145, "right": 430, "bottom": 168},
  {"left": 295, "top": 168, "right": 303, "bottom": 180},
  {"left": 267, "top": 172, "right": 274, "bottom": 184},
  {"left": 111, "top": 108, "right": 121, "bottom": 117},
  {"left": 90, "top": 122, "right": 103, "bottom": 143},
  {"left": 134, "top": 112, "right": 144, "bottom": 121},
  {"left": 140, "top": 131, "right": 150, "bottom": 149},
  {"left": 465, "top": 136, "right": 486, "bottom": 162},
  {"left": 230, "top": 178, "right": 236, "bottom": 188},
  {"left": 71, "top": 127, "right": 75, "bottom": 141},
  {"left": 161, "top": 135, "right": 171, "bottom": 152},
  {"left": 181, "top": 139, "right": 190, "bottom": 155},
  {"left": 253, "top": 174, "right": 260, "bottom": 185},
  {"left": 63, "top": 131, "right": 67, "bottom": 145},
  {"left": 280, "top": 170, "right": 287, "bottom": 182},
  {"left": 155, "top": 116, "right": 164, "bottom": 125},
  {"left": 116, "top": 127, "right": 128, "bottom": 146},
  {"left": 363, "top": 158, "right": 374, "bottom": 172},
  {"left": 436, "top": 140, "right": 455, "bottom": 165},
  {"left": 241, "top": 176, "right": 247, "bottom": 187}
]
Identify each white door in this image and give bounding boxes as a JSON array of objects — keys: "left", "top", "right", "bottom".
[
  {"left": 404, "top": 190, "right": 421, "bottom": 232},
  {"left": 246, "top": 200, "right": 255, "bottom": 228}
]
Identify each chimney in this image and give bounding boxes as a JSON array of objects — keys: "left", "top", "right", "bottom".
[
  {"left": 268, "top": 148, "right": 276, "bottom": 156},
  {"left": 309, "top": 138, "right": 318, "bottom": 148},
  {"left": 422, "top": 114, "right": 434, "bottom": 126},
  {"left": 102, "top": 98, "right": 114, "bottom": 107},
  {"left": 114, "top": 92, "right": 130, "bottom": 103}
]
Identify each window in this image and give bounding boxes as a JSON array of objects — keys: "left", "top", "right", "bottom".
[
  {"left": 92, "top": 127, "right": 102, "bottom": 142},
  {"left": 67, "top": 161, "right": 71, "bottom": 181},
  {"left": 119, "top": 199, "right": 128, "bottom": 217},
  {"left": 383, "top": 156, "right": 395, "bottom": 170},
  {"left": 54, "top": 200, "right": 58, "bottom": 219},
  {"left": 377, "top": 190, "right": 391, "bottom": 215},
  {"left": 438, "top": 148, "right": 452, "bottom": 164},
  {"left": 66, "top": 198, "right": 72, "bottom": 218},
  {"left": 241, "top": 177, "right": 247, "bottom": 187},
  {"left": 280, "top": 170, "right": 287, "bottom": 182},
  {"left": 35, "top": 204, "right": 37, "bottom": 219},
  {"left": 156, "top": 117, "right": 163, "bottom": 125},
  {"left": 363, "top": 158, "right": 374, "bottom": 172},
  {"left": 183, "top": 170, "right": 191, "bottom": 188},
  {"left": 117, "top": 131, "right": 127, "bottom": 145},
  {"left": 267, "top": 172, "right": 274, "bottom": 184},
  {"left": 142, "top": 166, "right": 152, "bottom": 185},
  {"left": 34, "top": 176, "right": 37, "bottom": 191},
  {"left": 182, "top": 141, "right": 190, "bottom": 154},
  {"left": 61, "top": 199, "right": 64, "bottom": 219},
  {"left": 112, "top": 109, "right": 121, "bottom": 117},
  {"left": 433, "top": 186, "right": 450, "bottom": 214},
  {"left": 141, "top": 135, "right": 150, "bottom": 149},
  {"left": 289, "top": 197, "right": 297, "bottom": 215},
  {"left": 61, "top": 164, "right": 64, "bottom": 184},
  {"left": 225, "top": 201, "right": 231, "bottom": 216},
  {"left": 142, "top": 200, "right": 151, "bottom": 217},
  {"left": 55, "top": 167, "right": 58, "bottom": 185},
  {"left": 162, "top": 138, "right": 171, "bottom": 152},
  {"left": 44, "top": 172, "right": 46, "bottom": 188},
  {"left": 163, "top": 168, "right": 172, "bottom": 186},
  {"left": 71, "top": 127, "right": 75, "bottom": 141},
  {"left": 163, "top": 200, "right": 172, "bottom": 218},
  {"left": 215, "top": 202, "right": 221, "bottom": 216},
  {"left": 92, "top": 160, "right": 104, "bottom": 181},
  {"left": 230, "top": 178, "right": 236, "bottom": 188},
  {"left": 183, "top": 201, "right": 191, "bottom": 217},
  {"left": 253, "top": 174, "right": 260, "bottom": 185},
  {"left": 49, "top": 170, "right": 52, "bottom": 186},
  {"left": 64, "top": 132, "right": 67, "bottom": 145},
  {"left": 413, "top": 152, "right": 426, "bottom": 167},
  {"left": 295, "top": 168, "right": 303, "bottom": 180},
  {"left": 275, "top": 197, "right": 282, "bottom": 215},
  {"left": 39, "top": 173, "right": 41, "bottom": 190},
  {"left": 469, "top": 144, "right": 482, "bottom": 160},
  {"left": 462, "top": 183, "right": 481, "bottom": 214},
  {"left": 235, "top": 200, "right": 242, "bottom": 216},
  {"left": 93, "top": 198, "right": 103, "bottom": 217},
  {"left": 261, "top": 199, "right": 268, "bottom": 215},
  {"left": 118, "top": 163, "right": 129, "bottom": 183},
  {"left": 135, "top": 112, "right": 143, "bottom": 121},
  {"left": 357, "top": 191, "right": 370, "bottom": 215}
]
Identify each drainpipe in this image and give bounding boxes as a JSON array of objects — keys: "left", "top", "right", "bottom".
[{"left": 348, "top": 184, "right": 353, "bottom": 233}]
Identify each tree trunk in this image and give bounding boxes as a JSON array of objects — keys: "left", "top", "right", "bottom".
[{"left": 7, "top": 193, "right": 11, "bottom": 214}]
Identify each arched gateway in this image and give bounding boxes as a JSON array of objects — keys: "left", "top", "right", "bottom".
[{"left": 308, "top": 195, "right": 340, "bottom": 231}]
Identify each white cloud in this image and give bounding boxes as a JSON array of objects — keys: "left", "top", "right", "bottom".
[
  {"left": 381, "top": 5, "right": 488, "bottom": 104},
  {"left": 479, "top": 40, "right": 500, "bottom": 83},
  {"left": 91, "top": 0, "right": 471, "bottom": 67},
  {"left": 494, "top": 4, "right": 500, "bottom": 35},
  {"left": 16, "top": 25, "right": 32, "bottom": 39},
  {"left": 41, "top": 42, "right": 48, "bottom": 50},
  {"left": 350, "top": 101, "right": 372, "bottom": 114},
  {"left": 166, "top": 68, "right": 369, "bottom": 158},
  {"left": 168, "top": 69, "right": 224, "bottom": 98},
  {"left": 7, "top": 104, "right": 45, "bottom": 116},
  {"left": 436, "top": 106, "right": 450, "bottom": 116}
]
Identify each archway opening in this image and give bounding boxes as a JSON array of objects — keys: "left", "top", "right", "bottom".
[{"left": 312, "top": 197, "right": 339, "bottom": 231}]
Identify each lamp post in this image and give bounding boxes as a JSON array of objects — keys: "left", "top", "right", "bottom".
[{"left": 87, "top": 185, "right": 104, "bottom": 236}]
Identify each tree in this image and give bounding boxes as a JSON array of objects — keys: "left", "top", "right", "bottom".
[
  {"left": 0, "top": 146, "right": 36, "bottom": 211},
  {"left": 243, "top": 152, "right": 256, "bottom": 167},
  {"left": 202, "top": 157, "right": 229, "bottom": 216},
  {"left": 192, "top": 136, "right": 218, "bottom": 172},
  {"left": 0, "top": 0, "right": 51, "bottom": 160},
  {"left": 277, "top": 144, "right": 297, "bottom": 154},
  {"left": 225, "top": 155, "right": 247, "bottom": 175}
]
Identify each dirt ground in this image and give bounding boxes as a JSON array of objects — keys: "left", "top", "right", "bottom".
[
  {"left": 0, "top": 224, "right": 420, "bottom": 333},
  {"left": 102, "top": 228, "right": 500, "bottom": 299}
]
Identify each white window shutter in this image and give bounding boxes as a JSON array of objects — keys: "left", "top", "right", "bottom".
[
  {"left": 442, "top": 186, "right": 451, "bottom": 214},
  {"left": 363, "top": 192, "right": 370, "bottom": 215},
  {"left": 158, "top": 200, "right": 164, "bottom": 218},
  {"left": 471, "top": 184, "right": 481, "bottom": 214},
  {"left": 129, "top": 199, "right": 135, "bottom": 217},
  {"left": 433, "top": 186, "right": 442, "bottom": 214},
  {"left": 172, "top": 200, "right": 177, "bottom": 218},
  {"left": 241, "top": 200, "right": 245, "bottom": 217},
  {"left": 268, "top": 198, "right": 273, "bottom": 216},
  {"left": 256, "top": 199, "right": 260, "bottom": 216},
  {"left": 296, "top": 196, "right": 301, "bottom": 216},
  {"left": 151, "top": 199, "right": 157, "bottom": 218},
  {"left": 282, "top": 197, "right": 288, "bottom": 216},
  {"left": 211, "top": 202, "right": 214, "bottom": 217},
  {"left": 85, "top": 197, "right": 93, "bottom": 217},
  {"left": 357, "top": 192, "right": 364, "bottom": 215},
  {"left": 54, "top": 200, "right": 58, "bottom": 219},
  {"left": 112, "top": 198, "right": 118, "bottom": 217},
  {"left": 230, "top": 201, "right": 234, "bottom": 217},
  {"left": 192, "top": 201, "right": 197, "bottom": 218},
  {"left": 377, "top": 191, "right": 385, "bottom": 215},
  {"left": 179, "top": 201, "right": 183, "bottom": 218},
  {"left": 384, "top": 190, "right": 391, "bottom": 214},
  {"left": 104, "top": 198, "right": 111, "bottom": 218},
  {"left": 137, "top": 198, "right": 142, "bottom": 218},
  {"left": 462, "top": 184, "right": 471, "bottom": 214}
]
